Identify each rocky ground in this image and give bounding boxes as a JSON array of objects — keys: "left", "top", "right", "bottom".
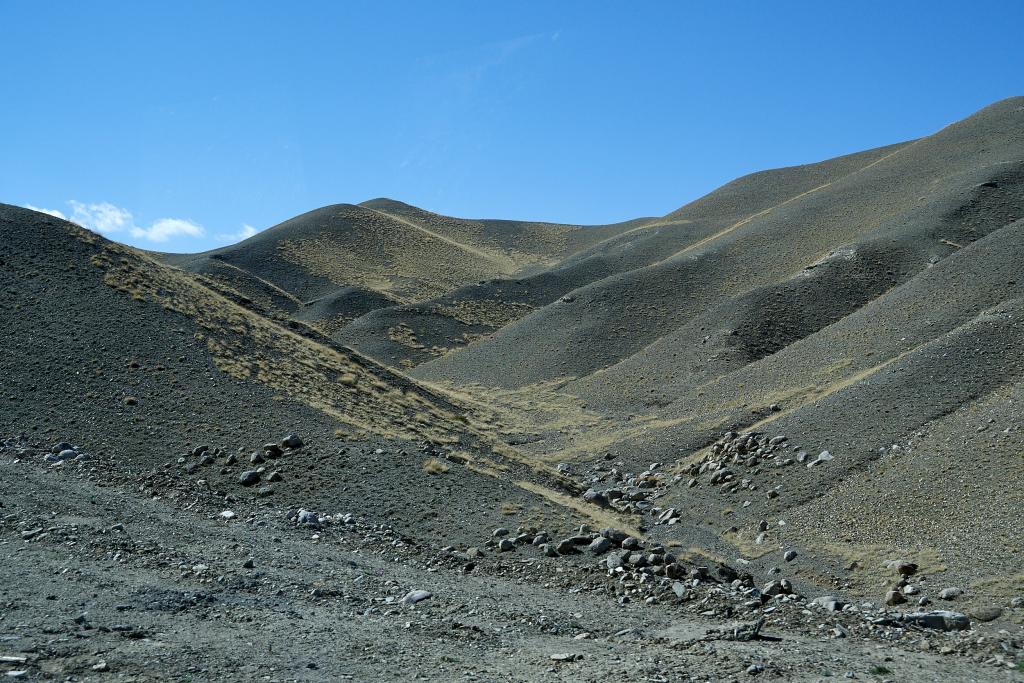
[{"left": 2, "top": 435, "right": 1021, "bottom": 681}]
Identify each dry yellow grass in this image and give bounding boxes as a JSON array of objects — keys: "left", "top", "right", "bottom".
[
  {"left": 422, "top": 458, "right": 450, "bottom": 475},
  {"left": 80, "top": 230, "right": 477, "bottom": 443}
]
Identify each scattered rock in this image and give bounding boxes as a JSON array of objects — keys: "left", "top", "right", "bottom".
[
  {"left": 895, "top": 561, "right": 918, "bottom": 577},
  {"left": 549, "top": 653, "right": 580, "bottom": 663},
  {"left": 498, "top": 539, "right": 515, "bottom": 552},
  {"left": 402, "top": 589, "right": 432, "bottom": 605},
  {"left": 812, "top": 595, "right": 847, "bottom": 611},
  {"left": 970, "top": 606, "right": 1002, "bottom": 622},
  {"left": 807, "top": 451, "right": 833, "bottom": 468},
  {"left": 885, "top": 589, "right": 907, "bottom": 606},
  {"left": 783, "top": 549, "right": 798, "bottom": 562},
  {"left": 588, "top": 537, "right": 611, "bottom": 555},
  {"left": 903, "top": 610, "right": 970, "bottom": 631},
  {"left": 239, "top": 470, "right": 260, "bottom": 486},
  {"left": 281, "top": 434, "right": 304, "bottom": 449},
  {"left": 939, "top": 587, "right": 962, "bottom": 600}
]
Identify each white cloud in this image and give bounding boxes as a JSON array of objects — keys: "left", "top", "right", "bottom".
[
  {"left": 58, "top": 200, "right": 205, "bottom": 243},
  {"left": 69, "top": 200, "right": 133, "bottom": 234},
  {"left": 130, "top": 217, "right": 205, "bottom": 243},
  {"left": 24, "top": 204, "right": 67, "bottom": 219},
  {"left": 216, "top": 223, "right": 259, "bottom": 243}
]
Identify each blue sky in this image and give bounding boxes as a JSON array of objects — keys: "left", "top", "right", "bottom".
[{"left": 2, "top": 2, "right": 1021, "bottom": 252}]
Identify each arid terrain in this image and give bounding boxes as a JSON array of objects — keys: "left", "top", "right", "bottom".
[{"left": 2, "top": 97, "right": 1023, "bottom": 681}]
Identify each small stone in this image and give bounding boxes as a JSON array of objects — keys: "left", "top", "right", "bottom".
[
  {"left": 402, "top": 589, "right": 432, "bottom": 605},
  {"left": 239, "top": 470, "right": 260, "bottom": 486},
  {"left": 895, "top": 561, "right": 918, "bottom": 577},
  {"left": 249, "top": 452, "right": 264, "bottom": 464},
  {"left": 281, "top": 434, "right": 304, "bottom": 449},
  {"left": 257, "top": 485, "right": 274, "bottom": 497},
  {"left": 746, "top": 664, "right": 764, "bottom": 675},
  {"left": 783, "top": 549, "right": 798, "bottom": 562},
  {"left": 92, "top": 661, "right": 109, "bottom": 672},
  {"left": 263, "top": 443, "right": 283, "bottom": 458},
  {"left": 812, "top": 595, "right": 847, "bottom": 611},
  {"left": 672, "top": 581, "right": 688, "bottom": 599},
  {"left": 498, "top": 539, "right": 515, "bottom": 552},
  {"left": 903, "top": 584, "right": 919, "bottom": 596},
  {"left": 243, "top": 558, "right": 255, "bottom": 569},
  {"left": 267, "top": 471, "right": 283, "bottom": 482},
  {"left": 621, "top": 536, "right": 640, "bottom": 550},
  {"left": 541, "top": 543, "right": 559, "bottom": 557},
  {"left": 218, "top": 510, "right": 236, "bottom": 520},
  {"left": 904, "top": 610, "right": 969, "bottom": 631},
  {"left": 297, "top": 510, "right": 320, "bottom": 526},
  {"left": 492, "top": 527, "right": 510, "bottom": 537},
  {"left": 885, "top": 588, "right": 907, "bottom": 606},
  {"left": 555, "top": 539, "right": 577, "bottom": 555},
  {"left": 588, "top": 537, "right": 611, "bottom": 555},
  {"left": 939, "top": 587, "right": 962, "bottom": 600},
  {"left": 1010, "top": 597, "right": 1024, "bottom": 608},
  {"left": 970, "top": 606, "right": 1002, "bottom": 622},
  {"left": 582, "top": 489, "right": 609, "bottom": 507},
  {"left": 549, "top": 653, "right": 579, "bottom": 663},
  {"left": 599, "top": 528, "right": 629, "bottom": 544},
  {"left": 532, "top": 533, "right": 550, "bottom": 546},
  {"left": 807, "top": 451, "right": 833, "bottom": 467}
]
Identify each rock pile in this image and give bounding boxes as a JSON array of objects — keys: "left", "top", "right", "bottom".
[{"left": 682, "top": 431, "right": 832, "bottom": 496}]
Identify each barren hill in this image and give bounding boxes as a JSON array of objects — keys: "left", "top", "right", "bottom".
[{"left": 3, "top": 98, "right": 1024, "bottom": 680}]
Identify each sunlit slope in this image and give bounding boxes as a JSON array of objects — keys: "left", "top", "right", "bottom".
[{"left": 414, "top": 97, "right": 1024, "bottom": 390}]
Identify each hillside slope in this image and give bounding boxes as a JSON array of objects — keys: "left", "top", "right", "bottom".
[{"left": 416, "top": 97, "right": 1024, "bottom": 389}]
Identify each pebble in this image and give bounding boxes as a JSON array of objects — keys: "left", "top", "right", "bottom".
[
  {"left": 904, "top": 610, "right": 969, "bottom": 631},
  {"left": 243, "top": 558, "right": 255, "bottom": 569},
  {"left": 218, "top": 510, "right": 236, "bottom": 520},
  {"left": 549, "top": 653, "right": 579, "bottom": 663},
  {"left": 939, "top": 587, "right": 962, "bottom": 600},
  {"left": 807, "top": 451, "right": 833, "bottom": 468},
  {"left": 812, "top": 595, "right": 847, "bottom": 611},
  {"left": 885, "top": 589, "right": 907, "bottom": 606},
  {"left": 402, "top": 590, "right": 433, "bottom": 605},
  {"left": 970, "top": 606, "right": 1002, "bottom": 622},
  {"left": 498, "top": 539, "right": 515, "bottom": 552},
  {"left": 555, "top": 539, "right": 577, "bottom": 555},
  {"left": 492, "top": 528, "right": 510, "bottom": 537},
  {"left": 783, "top": 549, "right": 798, "bottom": 562},
  {"left": 588, "top": 537, "right": 611, "bottom": 555},
  {"left": 281, "top": 434, "right": 304, "bottom": 449},
  {"left": 239, "top": 470, "right": 260, "bottom": 486}
]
